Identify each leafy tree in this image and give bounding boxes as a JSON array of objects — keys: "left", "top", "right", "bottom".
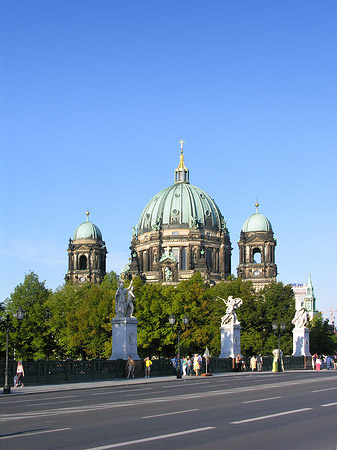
[
  {"left": 4, "top": 272, "right": 52, "bottom": 360},
  {"left": 308, "top": 313, "right": 337, "bottom": 355},
  {"left": 47, "top": 277, "right": 116, "bottom": 359}
]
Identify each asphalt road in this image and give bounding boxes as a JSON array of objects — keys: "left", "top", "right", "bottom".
[{"left": 1, "top": 371, "right": 337, "bottom": 449}]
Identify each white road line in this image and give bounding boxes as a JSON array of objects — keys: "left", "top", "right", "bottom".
[
  {"left": 91, "top": 388, "right": 153, "bottom": 396},
  {"left": 230, "top": 408, "right": 312, "bottom": 424},
  {"left": 83, "top": 427, "right": 216, "bottom": 449},
  {"left": 311, "top": 387, "right": 337, "bottom": 393},
  {"left": 242, "top": 396, "right": 281, "bottom": 404},
  {"left": 0, "top": 395, "right": 78, "bottom": 404},
  {"left": 126, "top": 390, "right": 167, "bottom": 397},
  {"left": 0, "top": 427, "right": 71, "bottom": 440},
  {"left": 142, "top": 408, "right": 199, "bottom": 418},
  {"left": 27, "top": 399, "right": 83, "bottom": 407},
  {"left": 321, "top": 402, "right": 337, "bottom": 407}
]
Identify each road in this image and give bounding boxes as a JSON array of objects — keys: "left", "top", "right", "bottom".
[{"left": 0, "top": 371, "right": 337, "bottom": 449}]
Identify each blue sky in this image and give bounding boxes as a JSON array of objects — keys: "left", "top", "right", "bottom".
[{"left": 1, "top": 1, "right": 336, "bottom": 321}]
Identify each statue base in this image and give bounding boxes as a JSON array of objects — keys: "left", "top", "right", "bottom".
[
  {"left": 219, "top": 323, "right": 241, "bottom": 359},
  {"left": 109, "top": 317, "right": 140, "bottom": 360},
  {"left": 292, "top": 326, "right": 311, "bottom": 356}
]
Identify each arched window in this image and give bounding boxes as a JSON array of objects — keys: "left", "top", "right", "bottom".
[
  {"left": 79, "top": 255, "right": 87, "bottom": 270},
  {"left": 253, "top": 248, "right": 261, "bottom": 264}
]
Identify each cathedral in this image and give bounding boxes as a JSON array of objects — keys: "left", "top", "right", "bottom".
[{"left": 66, "top": 141, "right": 278, "bottom": 289}]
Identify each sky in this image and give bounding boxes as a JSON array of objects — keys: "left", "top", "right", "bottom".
[{"left": 1, "top": 1, "right": 336, "bottom": 321}]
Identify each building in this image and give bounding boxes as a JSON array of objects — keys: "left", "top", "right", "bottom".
[
  {"left": 291, "top": 274, "right": 318, "bottom": 320},
  {"left": 66, "top": 211, "right": 107, "bottom": 284},
  {"left": 237, "top": 202, "right": 277, "bottom": 289},
  {"left": 125, "top": 144, "right": 232, "bottom": 284},
  {"left": 67, "top": 142, "right": 284, "bottom": 291}
]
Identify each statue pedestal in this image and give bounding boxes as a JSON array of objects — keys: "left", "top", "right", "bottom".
[
  {"left": 292, "top": 326, "right": 311, "bottom": 356},
  {"left": 109, "top": 317, "right": 140, "bottom": 360},
  {"left": 219, "top": 323, "right": 241, "bottom": 358}
]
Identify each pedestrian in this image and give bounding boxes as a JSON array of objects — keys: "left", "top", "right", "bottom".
[
  {"left": 250, "top": 355, "right": 257, "bottom": 371},
  {"left": 182, "top": 357, "right": 187, "bottom": 376},
  {"left": 15, "top": 360, "right": 24, "bottom": 387},
  {"left": 256, "top": 354, "right": 263, "bottom": 372},
  {"left": 236, "top": 354, "right": 242, "bottom": 372},
  {"left": 187, "top": 356, "right": 192, "bottom": 376},
  {"left": 316, "top": 356, "right": 322, "bottom": 371},
  {"left": 144, "top": 357, "right": 152, "bottom": 378},
  {"left": 193, "top": 354, "right": 200, "bottom": 376},
  {"left": 334, "top": 355, "right": 337, "bottom": 370},
  {"left": 126, "top": 356, "right": 135, "bottom": 379}
]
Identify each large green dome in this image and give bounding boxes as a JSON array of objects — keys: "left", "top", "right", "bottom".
[
  {"left": 138, "top": 150, "right": 225, "bottom": 234},
  {"left": 138, "top": 182, "right": 224, "bottom": 233},
  {"left": 242, "top": 203, "right": 272, "bottom": 232},
  {"left": 73, "top": 212, "right": 103, "bottom": 240}
]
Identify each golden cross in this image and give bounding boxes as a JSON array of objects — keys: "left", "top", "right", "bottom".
[{"left": 178, "top": 139, "right": 185, "bottom": 151}]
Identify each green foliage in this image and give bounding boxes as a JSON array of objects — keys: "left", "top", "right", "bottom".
[
  {"left": 308, "top": 313, "right": 337, "bottom": 355},
  {"left": 3, "top": 272, "right": 52, "bottom": 360},
  {"left": 3, "top": 269, "right": 299, "bottom": 361}
]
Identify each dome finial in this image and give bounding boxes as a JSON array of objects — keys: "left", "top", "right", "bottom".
[
  {"left": 175, "top": 140, "right": 189, "bottom": 183},
  {"left": 255, "top": 201, "right": 259, "bottom": 213},
  {"left": 178, "top": 139, "right": 185, "bottom": 152},
  {"left": 86, "top": 210, "right": 90, "bottom": 222}
]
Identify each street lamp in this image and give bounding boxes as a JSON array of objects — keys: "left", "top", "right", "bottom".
[
  {"left": 169, "top": 313, "right": 189, "bottom": 379},
  {"left": 1, "top": 306, "right": 26, "bottom": 394},
  {"left": 272, "top": 321, "right": 286, "bottom": 372}
]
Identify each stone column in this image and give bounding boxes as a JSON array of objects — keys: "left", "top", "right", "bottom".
[
  {"left": 219, "top": 323, "right": 241, "bottom": 359},
  {"left": 109, "top": 317, "right": 140, "bottom": 360},
  {"left": 292, "top": 326, "right": 311, "bottom": 357}
]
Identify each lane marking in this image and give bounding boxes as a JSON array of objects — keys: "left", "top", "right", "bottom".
[
  {"left": 321, "top": 402, "right": 337, "bottom": 407},
  {"left": 83, "top": 427, "right": 216, "bottom": 449},
  {"left": 0, "top": 395, "right": 78, "bottom": 404},
  {"left": 142, "top": 408, "right": 199, "bottom": 418},
  {"left": 27, "top": 399, "right": 83, "bottom": 407},
  {"left": 0, "top": 427, "right": 71, "bottom": 440},
  {"left": 230, "top": 408, "right": 312, "bottom": 424},
  {"left": 126, "top": 390, "right": 167, "bottom": 397},
  {"left": 311, "top": 387, "right": 337, "bottom": 393},
  {"left": 91, "top": 388, "right": 153, "bottom": 396},
  {"left": 242, "top": 396, "right": 281, "bottom": 404}
]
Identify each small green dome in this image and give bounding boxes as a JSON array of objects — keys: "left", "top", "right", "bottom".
[
  {"left": 73, "top": 212, "right": 103, "bottom": 240},
  {"left": 242, "top": 203, "right": 272, "bottom": 232}
]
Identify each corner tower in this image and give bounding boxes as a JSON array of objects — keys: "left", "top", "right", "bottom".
[
  {"left": 66, "top": 211, "right": 107, "bottom": 284},
  {"left": 125, "top": 141, "right": 232, "bottom": 284},
  {"left": 237, "top": 202, "right": 277, "bottom": 289}
]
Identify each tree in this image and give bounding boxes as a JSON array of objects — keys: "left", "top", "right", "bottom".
[
  {"left": 4, "top": 272, "right": 52, "bottom": 360},
  {"left": 308, "top": 313, "right": 337, "bottom": 355}
]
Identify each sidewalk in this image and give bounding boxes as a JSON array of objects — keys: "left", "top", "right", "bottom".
[{"left": 0, "top": 370, "right": 303, "bottom": 397}]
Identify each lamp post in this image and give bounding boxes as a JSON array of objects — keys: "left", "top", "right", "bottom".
[
  {"left": 2, "top": 306, "right": 26, "bottom": 394},
  {"left": 272, "top": 321, "right": 286, "bottom": 372},
  {"left": 169, "top": 313, "right": 189, "bottom": 379}
]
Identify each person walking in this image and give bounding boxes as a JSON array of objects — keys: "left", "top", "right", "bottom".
[
  {"left": 187, "top": 356, "right": 192, "bottom": 376},
  {"left": 193, "top": 354, "right": 200, "bottom": 376},
  {"left": 182, "top": 357, "right": 188, "bottom": 376},
  {"left": 256, "top": 354, "right": 263, "bottom": 372},
  {"left": 250, "top": 355, "right": 257, "bottom": 372},
  {"left": 144, "top": 357, "right": 152, "bottom": 378},
  {"left": 126, "top": 356, "right": 135, "bottom": 379},
  {"left": 15, "top": 360, "right": 24, "bottom": 387}
]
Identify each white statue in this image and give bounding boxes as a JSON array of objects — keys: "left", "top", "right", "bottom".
[
  {"left": 218, "top": 296, "right": 243, "bottom": 325},
  {"left": 292, "top": 302, "right": 308, "bottom": 328},
  {"left": 115, "top": 279, "right": 135, "bottom": 317},
  {"left": 125, "top": 281, "right": 135, "bottom": 317}
]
